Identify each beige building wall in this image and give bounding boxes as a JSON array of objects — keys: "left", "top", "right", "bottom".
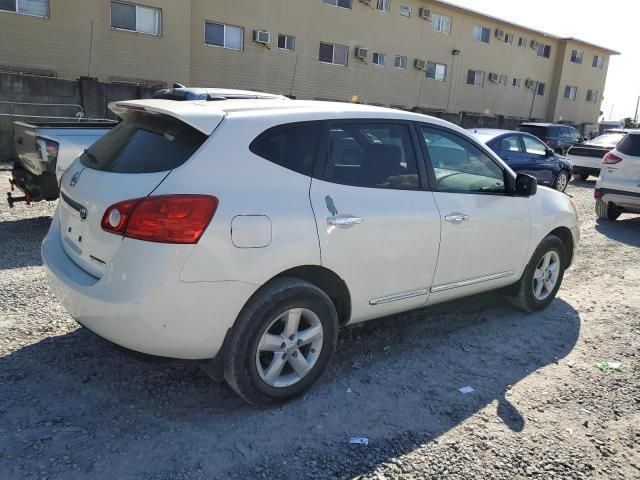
[
  {"left": 0, "top": 0, "right": 617, "bottom": 125},
  {"left": 0, "top": 0, "right": 190, "bottom": 86}
]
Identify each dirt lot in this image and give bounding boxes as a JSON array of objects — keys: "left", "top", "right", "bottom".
[{"left": 0, "top": 169, "right": 639, "bottom": 480}]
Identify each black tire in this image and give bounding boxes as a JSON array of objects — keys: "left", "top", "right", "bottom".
[
  {"left": 224, "top": 277, "right": 338, "bottom": 407},
  {"left": 595, "top": 199, "right": 622, "bottom": 221},
  {"left": 509, "top": 235, "right": 566, "bottom": 312},
  {"left": 553, "top": 170, "right": 570, "bottom": 192},
  {"left": 579, "top": 172, "right": 590, "bottom": 181}
]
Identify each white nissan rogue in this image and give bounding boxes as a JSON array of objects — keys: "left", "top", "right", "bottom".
[{"left": 42, "top": 99, "right": 580, "bottom": 406}]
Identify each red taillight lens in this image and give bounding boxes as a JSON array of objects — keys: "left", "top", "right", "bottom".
[
  {"left": 543, "top": 139, "right": 552, "bottom": 146},
  {"left": 101, "top": 195, "right": 218, "bottom": 244},
  {"left": 594, "top": 189, "right": 602, "bottom": 199},
  {"left": 603, "top": 152, "right": 622, "bottom": 164}
]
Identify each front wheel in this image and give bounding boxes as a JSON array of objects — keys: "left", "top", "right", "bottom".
[
  {"left": 509, "top": 235, "right": 566, "bottom": 312},
  {"left": 554, "top": 171, "right": 570, "bottom": 192},
  {"left": 224, "top": 278, "right": 338, "bottom": 406}
]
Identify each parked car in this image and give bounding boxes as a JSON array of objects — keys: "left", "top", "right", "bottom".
[
  {"left": 152, "top": 84, "right": 289, "bottom": 101},
  {"left": 518, "top": 123, "right": 585, "bottom": 155},
  {"left": 42, "top": 99, "right": 580, "bottom": 406},
  {"left": 567, "top": 131, "right": 627, "bottom": 180},
  {"left": 8, "top": 120, "right": 117, "bottom": 207},
  {"left": 470, "top": 129, "right": 573, "bottom": 192},
  {"left": 595, "top": 130, "right": 640, "bottom": 220}
]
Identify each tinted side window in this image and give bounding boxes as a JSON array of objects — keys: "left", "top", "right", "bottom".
[
  {"left": 522, "top": 135, "right": 547, "bottom": 155},
  {"left": 250, "top": 123, "right": 321, "bottom": 176},
  {"left": 421, "top": 127, "right": 505, "bottom": 193},
  {"left": 323, "top": 123, "right": 419, "bottom": 189},
  {"left": 80, "top": 111, "right": 207, "bottom": 173},
  {"left": 617, "top": 134, "right": 640, "bottom": 156},
  {"left": 498, "top": 135, "right": 523, "bottom": 152}
]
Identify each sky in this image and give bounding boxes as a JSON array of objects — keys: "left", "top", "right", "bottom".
[{"left": 443, "top": 0, "right": 639, "bottom": 122}]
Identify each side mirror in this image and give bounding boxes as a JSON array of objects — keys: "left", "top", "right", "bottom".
[
  {"left": 545, "top": 148, "right": 555, "bottom": 158},
  {"left": 515, "top": 173, "right": 537, "bottom": 196}
]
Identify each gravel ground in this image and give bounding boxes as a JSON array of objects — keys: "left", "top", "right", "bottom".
[{"left": 0, "top": 168, "right": 639, "bottom": 480}]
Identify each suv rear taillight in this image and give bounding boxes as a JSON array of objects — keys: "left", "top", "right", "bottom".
[
  {"left": 36, "top": 137, "right": 59, "bottom": 162},
  {"left": 594, "top": 189, "right": 602, "bottom": 199},
  {"left": 101, "top": 195, "right": 218, "bottom": 244},
  {"left": 603, "top": 152, "right": 622, "bottom": 164}
]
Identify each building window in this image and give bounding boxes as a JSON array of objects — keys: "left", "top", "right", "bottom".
[
  {"left": 372, "top": 52, "right": 386, "bottom": 66},
  {"left": 319, "top": 42, "right": 349, "bottom": 66},
  {"left": 394, "top": 55, "right": 407, "bottom": 69},
  {"left": 426, "top": 62, "right": 447, "bottom": 81},
  {"left": 472, "top": 25, "right": 490, "bottom": 43},
  {"left": 512, "top": 78, "right": 521, "bottom": 88},
  {"left": 205, "top": 21, "right": 244, "bottom": 50},
  {"left": 503, "top": 33, "right": 513, "bottom": 45},
  {"left": 570, "top": 49, "right": 583, "bottom": 64},
  {"left": 399, "top": 4, "right": 411, "bottom": 16},
  {"left": 322, "top": 0, "right": 352, "bottom": 9},
  {"left": 499, "top": 74, "right": 508, "bottom": 86},
  {"left": 564, "top": 86, "right": 578, "bottom": 100},
  {"left": 537, "top": 43, "right": 551, "bottom": 58},
  {"left": 432, "top": 13, "right": 452, "bottom": 34},
  {"left": 593, "top": 55, "right": 604, "bottom": 69},
  {"left": 517, "top": 37, "right": 527, "bottom": 48},
  {"left": 0, "top": 0, "right": 48, "bottom": 16},
  {"left": 278, "top": 33, "right": 295, "bottom": 51},
  {"left": 111, "top": 1, "right": 161, "bottom": 35},
  {"left": 466, "top": 69, "right": 484, "bottom": 87},
  {"left": 586, "top": 89, "right": 598, "bottom": 103},
  {"left": 536, "top": 82, "right": 546, "bottom": 96},
  {"left": 376, "top": 0, "right": 390, "bottom": 12}
]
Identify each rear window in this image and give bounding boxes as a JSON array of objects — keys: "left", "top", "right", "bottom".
[
  {"left": 80, "top": 111, "right": 207, "bottom": 173},
  {"left": 518, "top": 125, "right": 548, "bottom": 138},
  {"left": 616, "top": 134, "right": 640, "bottom": 157}
]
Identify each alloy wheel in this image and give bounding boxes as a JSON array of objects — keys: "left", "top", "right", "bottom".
[
  {"left": 532, "top": 251, "right": 561, "bottom": 301},
  {"left": 255, "top": 308, "right": 324, "bottom": 388}
]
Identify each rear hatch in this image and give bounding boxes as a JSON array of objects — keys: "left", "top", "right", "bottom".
[
  {"left": 605, "top": 134, "right": 640, "bottom": 194},
  {"left": 58, "top": 106, "right": 220, "bottom": 278}
]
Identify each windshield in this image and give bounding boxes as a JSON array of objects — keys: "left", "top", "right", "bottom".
[{"left": 79, "top": 111, "right": 207, "bottom": 173}]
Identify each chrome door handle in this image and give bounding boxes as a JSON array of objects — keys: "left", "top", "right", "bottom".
[
  {"left": 327, "top": 216, "right": 364, "bottom": 226},
  {"left": 444, "top": 213, "right": 469, "bottom": 224}
]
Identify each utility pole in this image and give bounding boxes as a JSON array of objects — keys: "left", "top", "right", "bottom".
[
  {"left": 634, "top": 96, "right": 640, "bottom": 124},
  {"left": 528, "top": 81, "right": 539, "bottom": 120}
]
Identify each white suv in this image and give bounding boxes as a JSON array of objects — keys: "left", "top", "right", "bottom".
[
  {"left": 42, "top": 99, "right": 580, "bottom": 405},
  {"left": 595, "top": 130, "right": 640, "bottom": 220}
]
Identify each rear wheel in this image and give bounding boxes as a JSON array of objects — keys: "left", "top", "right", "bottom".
[
  {"left": 553, "top": 171, "right": 570, "bottom": 192},
  {"left": 595, "top": 199, "right": 622, "bottom": 221},
  {"left": 509, "top": 235, "right": 566, "bottom": 312},
  {"left": 224, "top": 278, "right": 338, "bottom": 406}
]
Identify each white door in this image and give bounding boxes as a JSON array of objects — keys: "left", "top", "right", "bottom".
[
  {"left": 310, "top": 122, "right": 441, "bottom": 323},
  {"left": 417, "top": 125, "right": 531, "bottom": 303}
]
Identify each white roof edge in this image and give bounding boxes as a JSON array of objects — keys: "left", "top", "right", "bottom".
[{"left": 108, "top": 99, "right": 227, "bottom": 135}]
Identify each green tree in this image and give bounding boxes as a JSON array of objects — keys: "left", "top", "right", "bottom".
[{"left": 623, "top": 117, "right": 637, "bottom": 129}]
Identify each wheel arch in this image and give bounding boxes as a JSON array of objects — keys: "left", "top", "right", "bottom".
[
  {"left": 548, "top": 226, "right": 574, "bottom": 268},
  {"left": 271, "top": 265, "right": 352, "bottom": 326}
]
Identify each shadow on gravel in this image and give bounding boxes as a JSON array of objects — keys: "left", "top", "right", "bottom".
[
  {"left": 569, "top": 178, "right": 597, "bottom": 190},
  {"left": 0, "top": 294, "right": 580, "bottom": 479},
  {"left": 0, "top": 216, "right": 51, "bottom": 269},
  {"left": 595, "top": 217, "right": 640, "bottom": 247}
]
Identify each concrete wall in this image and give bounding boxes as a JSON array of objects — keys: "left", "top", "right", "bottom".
[{"left": 0, "top": 73, "right": 154, "bottom": 161}]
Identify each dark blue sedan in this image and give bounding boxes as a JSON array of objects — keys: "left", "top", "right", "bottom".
[{"left": 469, "top": 129, "right": 573, "bottom": 192}]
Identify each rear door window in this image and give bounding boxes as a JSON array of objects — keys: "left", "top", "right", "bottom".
[
  {"left": 80, "top": 111, "right": 207, "bottom": 173},
  {"left": 616, "top": 134, "right": 640, "bottom": 156},
  {"left": 322, "top": 123, "right": 419, "bottom": 189},
  {"left": 250, "top": 123, "right": 321, "bottom": 176},
  {"left": 497, "top": 135, "right": 523, "bottom": 152}
]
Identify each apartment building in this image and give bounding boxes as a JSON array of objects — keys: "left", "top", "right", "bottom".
[{"left": 0, "top": 0, "right": 619, "bottom": 125}]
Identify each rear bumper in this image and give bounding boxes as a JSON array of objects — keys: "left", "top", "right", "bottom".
[
  {"left": 596, "top": 188, "right": 640, "bottom": 213},
  {"left": 42, "top": 211, "right": 258, "bottom": 360},
  {"left": 11, "top": 163, "right": 59, "bottom": 202}
]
